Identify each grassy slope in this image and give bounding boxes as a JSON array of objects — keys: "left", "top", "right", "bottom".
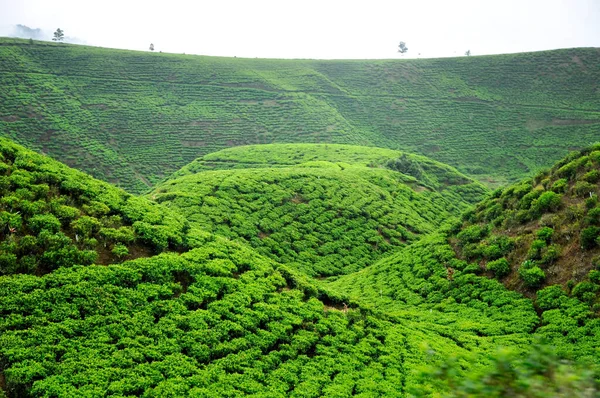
[
  {"left": 1, "top": 38, "right": 599, "bottom": 192},
  {"left": 0, "top": 137, "right": 195, "bottom": 276},
  {"left": 0, "top": 139, "right": 537, "bottom": 397},
  {"left": 450, "top": 145, "right": 600, "bottom": 304},
  {"left": 151, "top": 144, "right": 487, "bottom": 277},
  {"left": 329, "top": 147, "right": 600, "bottom": 371}
]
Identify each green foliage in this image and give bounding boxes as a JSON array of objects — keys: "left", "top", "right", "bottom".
[
  {"left": 527, "top": 239, "right": 547, "bottom": 260},
  {"left": 551, "top": 178, "right": 568, "bottom": 193},
  {"left": 111, "top": 242, "right": 129, "bottom": 258},
  {"left": 573, "top": 181, "right": 597, "bottom": 197},
  {"left": 0, "top": 138, "right": 195, "bottom": 275},
  {"left": 571, "top": 281, "right": 599, "bottom": 305},
  {"left": 581, "top": 226, "right": 600, "bottom": 249},
  {"left": 540, "top": 244, "right": 561, "bottom": 265},
  {"left": 532, "top": 191, "right": 562, "bottom": 214},
  {"left": 418, "top": 344, "right": 600, "bottom": 397},
  {"left": 486, "top": 257, "right": 510, "bottom": 278},
  {"left": 28, "top": 213, "right": 61, "bottom": 234},
  {"left": 0, "top": 242, "right": 408, "bottom": 397},
  {"left": 456, "top": 225, "right": 488, "bottom": 246},
  {"left": 519, "top": 262, "right": 546, "bottom": 288},
  {"left": 589, "top": 270, "right": 600, "bottom": 284},
  {"left": 1, "top": 40, "right": 599, "bottom": 193},
  {"left": 536, "top": 226, "right": 554, "bottom": 242},
  {"left": 152, "top": 145, "right": 487, "bottom": 277}
]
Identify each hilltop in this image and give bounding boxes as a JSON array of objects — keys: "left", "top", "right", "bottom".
[
  {"left": 1, "top": 38, "right": 599, "bottom": 192},
  {"left": 150, "top": 144, "right": 487, "bottom": 276}
]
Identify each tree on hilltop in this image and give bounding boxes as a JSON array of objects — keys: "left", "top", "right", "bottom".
[
  {"left": 465, "top": 50, "right": 471, "bottom": 56},
  {"left": 398, "top": 41, "right": 408, "bottom": 54},
  {"left": 149, "top": 43, "right": 154, "bottom": 51},
  {"left": 52, "top": 28, "right": 64, "bottom": 42}
]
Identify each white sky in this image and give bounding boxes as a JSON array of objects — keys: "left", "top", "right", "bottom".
[{"left": 0, "top": 0, "right": 599, "bottom": 59}]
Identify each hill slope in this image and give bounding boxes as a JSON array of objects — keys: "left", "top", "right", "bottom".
[
  {"left": 328, "top": 146, "right": 600, "bottom": 368},
  {"left": 151, "top": 144, "right": 487, "bottom": 276},
  {"left": 0, "top": 137, "right": 196, "bottom": 276},
  {"left": 0, "top": 139, "right": 547, "bottom": 397},
  {"left": 1, "top": 38, "right": 599, "bottom": 192}
]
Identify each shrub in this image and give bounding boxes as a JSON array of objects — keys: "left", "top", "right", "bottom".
[
  {"left": 486, "top": 258, "right": 510, "bottom": 278},
  {"left": 456, "top": 225, "right": 488, "bottom": 246},
  {"left": 551, "top": 178, "right": 568, "bottom": 193},
  {"left": 519, "top": 262, "right": 545, "bottom": 288},
  {"left": 532, "top": 191, "right": 562, "bottom": 214},
  {"left": 589, "top": 270, "right": 600, "bottom": 284},
  {"left": 53, "top": 205, "right": 81, "bottom": 224},
  {"left": 82, "top": 201, "right": 111, "bottom": 217},
  {"left": 100, "top": 226, "right": 135, "bottom": 244},
  {"left": 536, "top": 285, "right": 567, "bottom": 310},
  {"left": 71, "top": 216, "right": 102, "bottom": 237},
  {"left": 28, "top": 214, "right": 61, "bottom": 234},
  {"left": 527, "top": 239, "right": 546, "bottom": 260},
  {"left": 573, "top": 181, "right": 596, "bottom": 197},
  {"left": 541, "top": 244, "right": 561, "bottom": 265},
  {"left": 133, "top": 221, "right": 169, "bottom": 252},
  {"left": 0, "top": 253, "right": 18, "bottom": 274},
  {"left": 586, "top": 207, "right": 600, "bottom": 225},
  {"left": 571, "top": 281, "right": 599, "bottom": 304},
  {"left": 536, "top": 227, "right": 554, "bottom": 242},
  {"left": 583, "top": 170, "right": 600, "bottom": 183},
  {"left": 580, "top": 226, "right": 600, "bottom": 249},
  {"left": 112, "top": 243, "right": 129, "bottom": 259}
]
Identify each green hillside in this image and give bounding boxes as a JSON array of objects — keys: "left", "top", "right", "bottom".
[
  {"left": 328, "top": 146, "right": 600, "bottom": 377},
  {"left": 150, "top": 144, "right": 487, "bottom": 276},
  {"left": 449, "top": 144, "right": 600, "bottom": 304},
  {"left": 0, "top": 138, "right": 195, "bottom": 276},
  {"left": 0, "top": 138, "right": 552, "bottom": 397},
  {"left": 1, "top": 38, "right": 599, "bottom": 193}
]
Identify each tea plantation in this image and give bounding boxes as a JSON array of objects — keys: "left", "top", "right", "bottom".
[
  {"left": 1, "top": 38, "right": 600, "bottom": 396},
  {"left": 150, "top": 144, "right": 487, "bottom": 277},
  {"left": 1, "top": 38, "right": 599, "bottom": 192}
]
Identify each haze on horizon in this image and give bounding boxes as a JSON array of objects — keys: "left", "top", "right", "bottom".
[{"left": 0, "top": 0, "right": 599, "bottom": 59}]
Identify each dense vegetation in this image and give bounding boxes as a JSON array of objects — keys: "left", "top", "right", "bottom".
[
  {"left": 450, "top": 144, "right": 600, "bottom": 310},
  {"left": 0, "top": 138, "right": 195, "bottom": 276},
  {"left": 0, "top": 140, "right": 600, "bottom": 396},
  {"left": 1, "top": 38, "right": 599, "bottom": 192},
  {"left": 151, "top": 144, "right": 486, "bottom": 276}
]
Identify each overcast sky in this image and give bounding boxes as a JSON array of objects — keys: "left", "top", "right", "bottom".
[{"left": 0, "top": 0, "right": 599, "bottom": 59}]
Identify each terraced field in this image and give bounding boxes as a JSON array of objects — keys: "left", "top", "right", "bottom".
[{"left": 1, "top": 38, "right": 599, "bottom": 192}]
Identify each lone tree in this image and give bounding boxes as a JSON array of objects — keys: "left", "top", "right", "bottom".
[
  {"left": 398, "top": 41, "right": 408, "bottom": 54},
  {"left": 465, "top": 50, "right": 471, "bottom": 56},
  {"left": 52, "top": 28, "right": 64, "bottom": 42},
  {"left": 149, "top": 43, "right": 154, "bottom": 51}
]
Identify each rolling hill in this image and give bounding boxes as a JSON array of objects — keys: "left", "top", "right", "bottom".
[
  {"left": 1, "top": 38, "right": 599, "bottom": 193},
  {"left": 328, "top": 146, "right": 600, "bottom": 370},
  {"left": 150, "top": 144, "right": 487, "bottom": 276},
  {"left": 0, "top": 138, "right": 548, "bottom": 397}
]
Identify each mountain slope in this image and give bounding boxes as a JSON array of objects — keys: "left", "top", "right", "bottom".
[
  {"left": 328, "top": 146, "right": 600, "bottom": 368},
  {"left": 450, "top": 144, "right": 600, "bottom": 305},
  {"left": 151, "top": 144, "right": 487, "bottom": 276},
  {"left": 0, "top": 137, "right": 195, "bottom": 276},
  {"left": 0, "top": 139, "right": 536, "bottom": 397},
  {"left": 1, "top": 38, "right": 599, "bottom": 192}
]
